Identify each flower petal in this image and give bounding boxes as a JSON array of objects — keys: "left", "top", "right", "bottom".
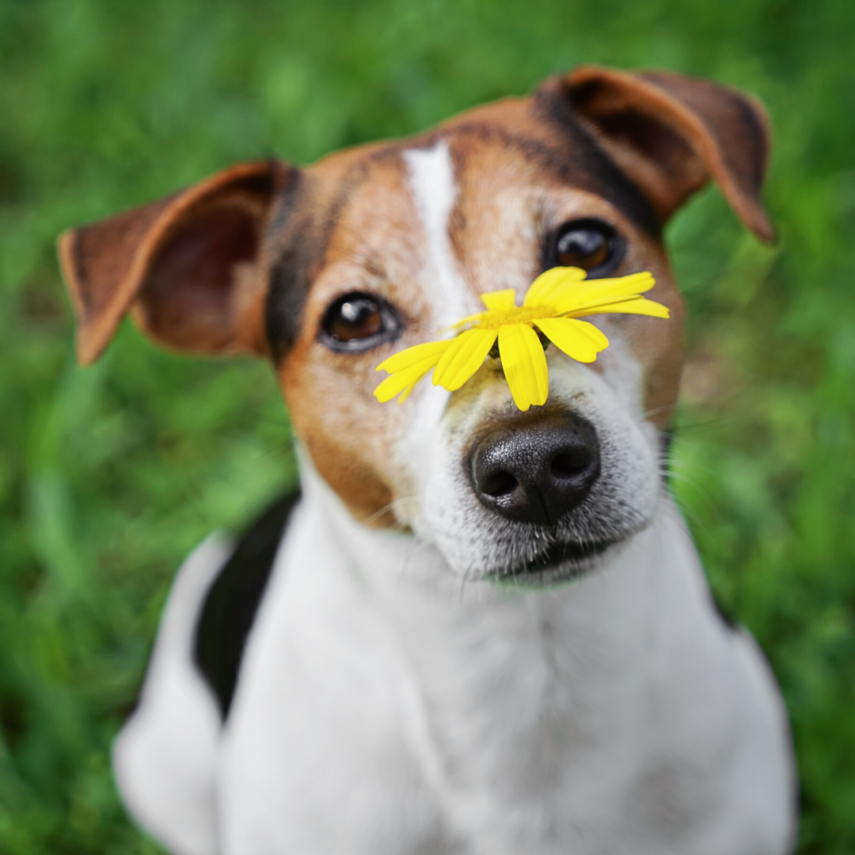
[
  {"left": 498, "top": 324, "right": 549, "bottom": 411},
  {"left": 534, "top": 317, "right": 609, "bottom": 363},
  {"left": 572, "top": 297, "right": 670, "bottom": 318},
  {"left": 524, "top": 266, "right": 587, "bottom": 307},
  {"left": 480, "top": 288, "right": 517, "bottom": 312},
  {"left": 376, "top": 340, "right": 451, "bottom": 374},
  {"left": 432, "top": 328, "right": 498, "bottom": 391},
  {"left": 447, "top": 311, "right": 489, "bottom": 331},
  {"left": 553, "top": 272, "right": 656, "bottom": 315},
  {"left": 374, "top": 341, "right": 450, "bottom": 403},
  {"left": 374, "top": 360, "right": 436, "bottom": 403}
]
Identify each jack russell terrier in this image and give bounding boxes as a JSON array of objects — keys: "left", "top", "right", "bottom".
[{"left": 58, "top": 66, "right": 795, "bottom": 854}]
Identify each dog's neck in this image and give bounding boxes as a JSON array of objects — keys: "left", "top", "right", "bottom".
[
  {"left": 289, "top": 456, "right": 724, "bottom": 831},
  {"left": 296, "top": 450, "right": 712, "bottom": 710}
]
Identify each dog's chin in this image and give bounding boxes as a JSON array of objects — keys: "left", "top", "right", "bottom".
[{"left": 486, "top": 534, "right": 633, "bottom": 589}]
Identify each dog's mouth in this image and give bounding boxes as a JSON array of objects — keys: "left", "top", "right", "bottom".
[{"left": 492, "top": 536, "right": 622, "bottom": 586}]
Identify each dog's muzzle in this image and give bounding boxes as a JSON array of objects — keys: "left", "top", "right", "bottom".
[{"left": 468, "top": 411, "right": 600, "bottom": 528}]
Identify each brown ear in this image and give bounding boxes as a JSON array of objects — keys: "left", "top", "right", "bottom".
[
  {"left": 555, "top": 66, "right": 774, "bottom": 241},
  {"left": 57, "top": 160, "right": 296, "bottom": 364}
]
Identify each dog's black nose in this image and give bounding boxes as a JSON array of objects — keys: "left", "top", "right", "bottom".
[{"left": 469, "top": 412, "right": 600, "bottom": 526}]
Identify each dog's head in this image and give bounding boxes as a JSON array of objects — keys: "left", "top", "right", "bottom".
[{"left": 59, "top": 67, "right": 772, "bottom": 584}]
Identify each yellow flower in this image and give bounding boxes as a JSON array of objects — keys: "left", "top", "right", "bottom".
[{"left": 374, "top": 266, "right": 669, "bottom": 412}]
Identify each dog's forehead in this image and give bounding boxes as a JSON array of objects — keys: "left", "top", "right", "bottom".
[{"left": 303, "top": 90, "right": 661, "bottom": 251}]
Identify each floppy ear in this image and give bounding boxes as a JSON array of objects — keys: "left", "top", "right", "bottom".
[
  {"left": 553, "top": 66, "right": 774, "bottom": 241},
  {"left": 57, "top": 160, "right": 296, "bottom": 364}
]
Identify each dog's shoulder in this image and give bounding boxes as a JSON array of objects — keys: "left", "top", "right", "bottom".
[{"left": 194, "top": 489, "right": 301, "bottom": 719}]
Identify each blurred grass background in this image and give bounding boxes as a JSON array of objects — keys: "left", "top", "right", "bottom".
[{"left": 1, "top": 0, "right": 853, "bottom": 851}]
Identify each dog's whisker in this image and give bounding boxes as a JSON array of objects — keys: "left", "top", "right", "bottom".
[
  {"left": 636, "top": 402, "right": 679, "bottom": 423},
  {"left": 361, "top": 495, "right": 421, "bottom": 529}
]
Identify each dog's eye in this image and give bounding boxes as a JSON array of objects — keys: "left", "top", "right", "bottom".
[
  {"left": 552, "top": 220, "right": 621, "bottom": 274},
  {"left": 320, "top": 292, "right": 402, "bottom": 352}
]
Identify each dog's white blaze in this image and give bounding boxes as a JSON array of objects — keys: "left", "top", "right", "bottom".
[
  {"left": 403, "top": 140, "right": 469, "bottom": 329},
  {"left": 398, "top": 141, "right": 467, "bottom": 488}
]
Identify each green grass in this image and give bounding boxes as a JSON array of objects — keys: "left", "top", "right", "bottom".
[{"left": 1, "top": 0, "right": 853, "bottom": 851}]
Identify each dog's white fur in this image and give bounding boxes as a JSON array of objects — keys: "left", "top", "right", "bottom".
[{"left": 114, "top": 142, "right": 795, "bottom": 854}]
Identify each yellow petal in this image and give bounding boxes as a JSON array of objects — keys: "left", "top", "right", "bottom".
[
  {"left": 432, "top": 328, "right": 498, "bottom": 391},
  {"left": 447, "top": 311, "right": 489, "bottom": 331},
  {"left": 534, "top": 317, "right": 609, "bottom": 364},
  {"left": 374, "top": 341, "right": 450, "bottom": 403},
  {"left": 524, "top": 266, "right": 587, "bottom": 307},
  {"left": 480, "top": 288, "right": 517, "bottom": 312},
  {"left": 498, "top": 324, "right": 549, "bottom": 412},
  {"left": 373, "top": 356, "right": 440, "bottom": 402},
  {"left": 572, "top": 297, "right": 670, "bottom": 318},
  {"left": 553, "top": 272, "right": 656, "bottom": 315},
  {"left": 376, "top": 340, "right": 451, "bottom": 374}
]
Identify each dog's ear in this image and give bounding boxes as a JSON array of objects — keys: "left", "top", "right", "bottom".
[
  {"left": 553, "top": 66, "right": 774, "bottom": 241},
  {"left": 58, "top": 160, "right": 296, "bottom": 365}
]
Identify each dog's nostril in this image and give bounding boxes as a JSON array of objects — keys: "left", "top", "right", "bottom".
[
  {"left": 551, "top": 450, "right": 593, "bottom": 479},
  {"left": 482, "top": 470, "right": 518, "bottom": 498},
  {"left": 469, "top": 412, "right": 600, "bottom": 526}
]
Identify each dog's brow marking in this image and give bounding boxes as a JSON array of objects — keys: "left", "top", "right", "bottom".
[
  {"left": 403, "top": 140, "right": 468, "bottom": 328},
  {"left": 401, "top": 140, "right": 462, "bottom": 436}
]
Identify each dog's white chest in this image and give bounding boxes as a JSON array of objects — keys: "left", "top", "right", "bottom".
[{"left": 211, "top": 499, "right": 792, "bottom": 855}]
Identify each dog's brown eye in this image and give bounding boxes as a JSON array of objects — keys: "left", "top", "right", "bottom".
[
  {"left": 320, "top": 292, "right": 402, "bottom": 353},
  {"left": 553, "top": 220, "right": 620, "bottom": 273},
  {"left": 329, "top": 297, "right": 382, "bottom": 341}
]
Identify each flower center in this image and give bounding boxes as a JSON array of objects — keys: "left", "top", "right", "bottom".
[{"left": 472, "top": 304, "right": 554, "bottom": 329}]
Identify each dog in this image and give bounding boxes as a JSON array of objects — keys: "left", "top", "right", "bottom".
[{"left": 58, "top": 66, "right": 796, "bottom": 854}]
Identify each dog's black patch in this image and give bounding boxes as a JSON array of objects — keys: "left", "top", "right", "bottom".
[
  {"left": 266, "top": 151, "right": 409, "bottom": 362},
  {"left": 194, "top": 490, "right": 301, "bottom": 719},
  {"left": 445, "top": 119, "right": 661, "bottom": 243},
  {"left": 265, "top": 227, "right": 315, "bottom": 361},
  {"left": 265, "top": 171, "right": 324, "bottom": 362},
  {"left": 659, "top": 428, "right": 674, "bottom": 472},
  {"left": 532, "top": 87, "right": 663, "bottom": 240},
  {"left": 710, "top": 591, "right": 738, "bottom": 632}
]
